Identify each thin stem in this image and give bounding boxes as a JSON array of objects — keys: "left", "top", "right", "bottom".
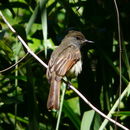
[
  {"left": 56, "top": 83, "right": 66, "bottom": 130},
  {"left": 113, "top": 0, "right": 122, "bottom": 106},
  {"left": 113, "top": 1, "right": 122, "bottom": 129},
  {"left": 65, "top": 80, "right": 129, "bottom": 130},
  {"left": 14, "top": 53, "right": 18, "bottom": 129},
  {"left": 0, "top": 53, "right": 29, "bottom": 73},
  {"left": 99, "top": 82, "right": 130, "bottom": 130},
  {"left": 0, "top": 11, "right": 48, "bottom": 69}
]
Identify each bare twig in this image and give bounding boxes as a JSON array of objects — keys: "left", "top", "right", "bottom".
[
  {"left": 0, "top": 11, "right": 48, "bottom": 69},
  {"left": 0, "top": 52, "right": 29, "bottom": 73},
  {"left": 113, "top": 1, "right": 122, "bottom": 130},
  {"left": 0, "top": 49, "right": 45, "bottom": 73},
  {"left": 99, "top": 1, "right": 124, "bottom": 129},
  {"left": 63, "top": 80, "right": 129, "bottom": 130},
  {"left": 99, "top": 82, "right": 130, "bottom": 130},
  {"left": 0, "top": 11, "right": 129, "bottom": 130},
  {"left": 113, "top": 0, "right": 122, "bottom": 105}
]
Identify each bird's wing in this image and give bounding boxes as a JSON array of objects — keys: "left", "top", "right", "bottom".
[{"left": 47, "top": 45, "right": 81, "bottom": 81}]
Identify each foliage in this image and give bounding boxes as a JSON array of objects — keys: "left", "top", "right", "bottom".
[{"left": 0, "top": 0, "right": 130, "bottom": 129}]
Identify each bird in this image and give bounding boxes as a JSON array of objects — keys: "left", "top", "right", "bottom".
[{"left": 46, "top": 30, "right": 93, "bottom": 111}]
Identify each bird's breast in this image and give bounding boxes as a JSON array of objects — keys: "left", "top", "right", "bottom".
[{"left": 67, "top": 59, "right": 82, "bottom": 78}]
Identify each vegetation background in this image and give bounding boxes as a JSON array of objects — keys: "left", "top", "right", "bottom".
[{"left": 0, "top": 0, "right": 130, "bottom": 129}]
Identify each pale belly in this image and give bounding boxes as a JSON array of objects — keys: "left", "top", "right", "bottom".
[{"left": 67, "top": 59, "right": 82, "bottom": 78}]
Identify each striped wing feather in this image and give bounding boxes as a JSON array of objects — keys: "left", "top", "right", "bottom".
[{"left": 47, "top": 45, "right": 81, "bottom": 80}]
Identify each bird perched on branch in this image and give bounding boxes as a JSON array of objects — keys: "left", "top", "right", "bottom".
[{"left": 46, "top": 30, "right": 93, "bottom": 111}]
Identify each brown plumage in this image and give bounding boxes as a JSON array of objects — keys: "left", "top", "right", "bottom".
[{"left": 46, "top": 30, "right": 93, "bottom": 110}]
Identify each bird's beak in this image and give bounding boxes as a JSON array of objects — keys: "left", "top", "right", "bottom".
[{"left": 84, "top": 39, "right": 94, "bottom": 43}]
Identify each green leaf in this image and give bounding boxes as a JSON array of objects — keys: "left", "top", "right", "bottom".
[
  {"left": 26, "top": 5, "right": 39, "bottom": 34},
  {"left": 80, "top": 110, "right": 95, "bottom": 130},
  {"left": 93, "top": 113, "right": 101, "bottom": 130},
  {"left": 113, "top": 111, "right": 130, "bottom": 116},
  {"left": 40, "top": 0, "right": 48, "bottom": 56},
  {"left": 0, "top": 30, "right": 6, "bottom": 39},
  {"left": 8, "top": 113, "right": 28, "bottom": 124},
  {"left": 0, "top": 39, "right": 13, "bottom": 58},
  {"left": 63, "top": 98, "right": 81, "bottom": 130},
  {"left": 65, "top": 97, "right": 80, "bottom": 116}
]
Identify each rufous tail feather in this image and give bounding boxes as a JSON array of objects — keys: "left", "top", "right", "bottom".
[{"left": 47, "top": 79, "right": 61, "bottom": 110}]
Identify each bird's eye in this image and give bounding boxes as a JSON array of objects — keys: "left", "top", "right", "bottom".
[{"left": 75, "top": 36, "right": 81, "bottom": 40}]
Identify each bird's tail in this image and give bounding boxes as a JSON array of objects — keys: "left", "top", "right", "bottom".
[{"left": 47, "top": 79, "right": 61, "bottom": 111}]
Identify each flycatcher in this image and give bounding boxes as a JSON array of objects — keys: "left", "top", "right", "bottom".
[{"left": 46, "top": 30, "right": 93, "bottom": 110}]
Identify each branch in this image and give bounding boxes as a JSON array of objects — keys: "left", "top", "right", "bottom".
[
  {"left": 0, "top": 11, "right": 48, "bottom": 69},
  {"left": 0, "top": 52, "right": 29, "bottom": 73},
  {"left": 0, "top": 11, "right": 129, "bottom": 130},
  {"left": 64, "top": 80, "right": 129, "bottom": 130},
  {"left": 0, "top": 48, "right": 45, "bottom": 73},
  {"left": 113, "top": 0, "right": 122, "bottom": 109},
  {"left": 99, "top": 82, "right": 130, "bottom": 129}
]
